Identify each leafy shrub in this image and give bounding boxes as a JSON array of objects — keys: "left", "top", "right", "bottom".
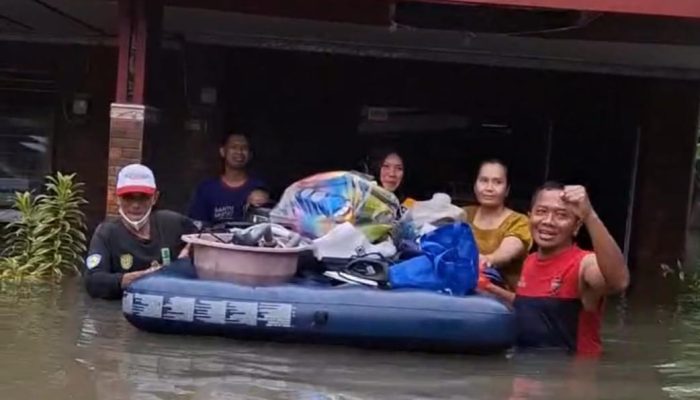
[{"left": 0, "top": 173, "right": 88, "bottom": 282}]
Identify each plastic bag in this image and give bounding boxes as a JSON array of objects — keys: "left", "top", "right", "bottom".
[
  {"left": 270, "top": 171, "right": 401, "bottom": 240},
  {"left": 312, "top": 222, "right": 397, "bottom": 260},
  {"left": 405, "top": 193, "right": 465, "bottom": 235},
  {"left": 388, "top": 222, "right": 479, "bottom": 296}
]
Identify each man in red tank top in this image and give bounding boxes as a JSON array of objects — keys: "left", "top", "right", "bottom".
[{"left": 482, "top": 182, "right": 629, "bottom": 356}]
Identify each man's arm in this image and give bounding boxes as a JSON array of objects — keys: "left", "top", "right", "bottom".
[
  {"left": 84, "top": 224, "right": 159, "bottom": 299},
  {"left": 564, "top": 186, "right": 629, "bottom": 294},
  {"left": 581, "top": 212, "right": 629, "bottom": 294},
  {"left": 185, "top": 213, "right": 198, "bottom": 232},
  {"left": 477, "top": 273, "right": 516, "bottom": 304},
  {"left": 483, "top": 283, "right": 516, "bottom": 304},
  {"left": 84, "top": 225, "right": 124, "bottom": 299},
  {"left": 177, "top": 214, "right": 198, "bottom": 259}
]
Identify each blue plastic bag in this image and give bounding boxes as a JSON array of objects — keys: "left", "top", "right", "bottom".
[{"left": 388, "top": 222, "right": 479, "bottom": 296}]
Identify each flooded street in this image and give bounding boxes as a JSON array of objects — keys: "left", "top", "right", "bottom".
[
  {"left": 0, "top": 272, "right": 699, "bottom": 400},
  {"left": 0, "top": 0, "right": 697, "bottom": 398}
]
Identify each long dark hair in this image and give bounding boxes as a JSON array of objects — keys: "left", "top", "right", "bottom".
[{"left": 371, "top": 147, "right": 406, "bottom": 201}]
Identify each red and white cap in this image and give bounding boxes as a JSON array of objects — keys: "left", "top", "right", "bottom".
[{"left": 116, "top": 164, "right": 157, "bottom": 196}]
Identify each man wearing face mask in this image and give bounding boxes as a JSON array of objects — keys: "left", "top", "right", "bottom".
[{"left": 84, "top": 164, "right": 196, "bottom": 299}]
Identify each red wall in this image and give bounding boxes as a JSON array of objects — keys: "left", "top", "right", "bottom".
[{"left": 411, "top": 0, "right": 700, "bottom": 18}]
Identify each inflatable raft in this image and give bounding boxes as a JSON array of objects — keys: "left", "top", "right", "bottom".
[{"left": 122, "top": 261, "right": 516, "bottom": 353}]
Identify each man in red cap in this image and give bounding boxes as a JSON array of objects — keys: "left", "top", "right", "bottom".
[{"left": 84, "top": 164, "right": 196, "bottom": 299}]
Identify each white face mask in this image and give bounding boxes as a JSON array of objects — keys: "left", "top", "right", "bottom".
[{"left": 119, "top": 205, "right": 152, "bottom": 232}]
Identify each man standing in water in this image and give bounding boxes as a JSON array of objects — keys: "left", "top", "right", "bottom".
[
  {"left": 482, "top": 182, "right": 629, "bottom": 355},
  {"left": 188, "top": 132, "right": 269, "bottom": 226},
  {"left": 84, "top": 164, "right": 195, "bottom": 299}
]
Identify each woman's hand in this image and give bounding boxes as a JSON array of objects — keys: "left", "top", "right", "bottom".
[{"left": 478, "top": 254, "right": 492, "bottom": 270}]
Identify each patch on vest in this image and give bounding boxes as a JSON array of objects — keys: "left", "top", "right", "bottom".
[
  {"left": 86, "top": 254, "right": 101, "bottom": 270},
  {"left": 120, "top": 254, "right": 134, "bottom": 270},
  {"left": 161, "top": 248, "right": 171, "bottom": 265}
]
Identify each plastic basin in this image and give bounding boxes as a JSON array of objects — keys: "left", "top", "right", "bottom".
[{"left": 182, "top": 233, "right": 312, "bottom": 285}]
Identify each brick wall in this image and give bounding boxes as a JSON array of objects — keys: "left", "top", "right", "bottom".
[{"left": 106, "top": 105, "right": 150, "bottom": 216}]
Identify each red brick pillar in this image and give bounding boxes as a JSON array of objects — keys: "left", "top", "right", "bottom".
[
  {"left": 107, "top": 104, "right": 159, "bottom": 216},
  {"left": 107, "top": 0, "right": 162, "bottom": 216}
]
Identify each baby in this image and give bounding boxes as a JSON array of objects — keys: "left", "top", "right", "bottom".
[{"left": 247, "top": 189, "right": 270, "bottom": 207}]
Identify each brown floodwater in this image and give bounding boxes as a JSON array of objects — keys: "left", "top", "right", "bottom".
[{"left": 0, "top": 260, "right": 699, "bottom": 399}]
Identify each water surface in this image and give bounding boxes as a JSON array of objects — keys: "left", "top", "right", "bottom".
[{"left": 0, "top": 274, "right": 698, "bottom": 399}]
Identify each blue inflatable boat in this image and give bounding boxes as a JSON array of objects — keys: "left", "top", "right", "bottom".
[{"left": 122, "top": 261, "right": 516, "bottom": 353}]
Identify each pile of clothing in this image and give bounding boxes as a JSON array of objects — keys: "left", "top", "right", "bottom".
[
  {"left": 269, "top": 171, "right": 481, "bottom": 296},
  {"left": 204, "top": 223, "right": 309, "bottom": 249}
]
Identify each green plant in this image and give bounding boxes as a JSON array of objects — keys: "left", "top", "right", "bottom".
[
  {"left": 681, "top": 265, "right": 700, "bottom": 295},
  {"left": 662, "top": 259, "right": 700, "bottom": 296},
  {"left": 0, "top": 172, "right": 88, "bottom": 282},
  {"left": 1, "top": 191, "right": 40, "bottom": 259}
]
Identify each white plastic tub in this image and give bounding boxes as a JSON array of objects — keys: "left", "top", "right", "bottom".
[{"left": 182, "top": 233, "right": 312, "bottom": 285}]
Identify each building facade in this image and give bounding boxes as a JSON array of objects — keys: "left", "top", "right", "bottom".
[{"left": 0, "top": 0, "right": 698, "bottom": 284}]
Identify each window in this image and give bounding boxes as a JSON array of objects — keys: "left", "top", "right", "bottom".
[{"left": 0, "top": 106, "right": 53, "bottom": 214}]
